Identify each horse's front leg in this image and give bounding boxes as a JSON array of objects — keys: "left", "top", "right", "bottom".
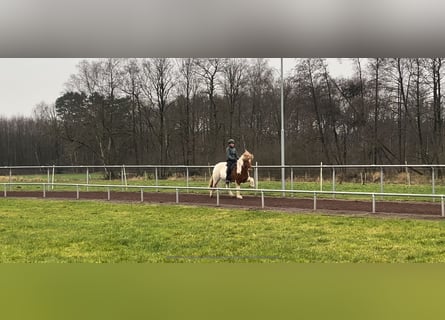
[{"left": 235, "top": 183, "right": 243, "bottom": 199}]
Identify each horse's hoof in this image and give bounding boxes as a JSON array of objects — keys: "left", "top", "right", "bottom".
[{"left": 236, "top": 195, "right": 243, "bottom": 200}]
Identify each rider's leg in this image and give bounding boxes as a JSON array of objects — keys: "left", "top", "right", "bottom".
[{"left": 226, "top": 161, "right": 233, "bottom": 184}]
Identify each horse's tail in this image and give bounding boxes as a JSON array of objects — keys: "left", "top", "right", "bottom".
[{"left": 208, "top": 176, "right": 215, "bottom": 197}]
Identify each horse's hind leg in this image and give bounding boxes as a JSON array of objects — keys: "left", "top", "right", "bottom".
[
  {"left": 226, "top": 182, "right": 234, "bottom": 197},
  {"left": 209, "top": 177, "right": 219, "bottom": 198}
]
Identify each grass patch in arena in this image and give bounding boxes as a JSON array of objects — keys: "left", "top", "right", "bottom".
[{"left": 1, "top": 198, "right": 445, "bottom": 263}]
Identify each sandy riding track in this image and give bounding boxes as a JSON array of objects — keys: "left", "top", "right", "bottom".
[{"left": 4, "top": 190, "right": 445, "bottom": 220}]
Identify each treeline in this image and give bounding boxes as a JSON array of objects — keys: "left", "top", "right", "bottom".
[{"left": 1, "top": 58, "right": 444, "bottom": 167}]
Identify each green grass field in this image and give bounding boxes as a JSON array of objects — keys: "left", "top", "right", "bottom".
[{"left": 1, "top": 198, "right": 445, "bottom": 263}]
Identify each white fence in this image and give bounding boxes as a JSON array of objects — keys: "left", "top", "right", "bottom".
[
  {"left": 1, "top": 163, "right": 445, "bottom": 195},
  {"left": 2, "top": 182, "right": 445, "bottom": 217}
]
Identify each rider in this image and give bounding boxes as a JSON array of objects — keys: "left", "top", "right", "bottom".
[{"left": 226, "top": 138, "right": 238, "bottom": 184}]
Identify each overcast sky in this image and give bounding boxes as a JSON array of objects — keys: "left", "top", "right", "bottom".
[
  {"left": 0, "top": 58, "right": 353, "bottom": 118},
  {"left": 0, "top": 58, "right": 82, "bottom": 118}
]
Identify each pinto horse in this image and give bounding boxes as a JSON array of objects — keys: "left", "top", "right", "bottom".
[{"left": 209, "top": 150, "right": 255, "bottom": 199}]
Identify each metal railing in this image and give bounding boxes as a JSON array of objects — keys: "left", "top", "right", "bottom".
[
  {"left": 2, "top": 163, "right": 445, "bottom": 197},
  {"left": 2, "top": 182, "right": 445, "bottom": 217}
]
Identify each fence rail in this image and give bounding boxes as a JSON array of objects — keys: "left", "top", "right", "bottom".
[
  {"left": 1, "top": 163, "right": 445, "bottom": 197},
  {"left": 2, "top": 182, "right": 445, "bottom": 217},
  {"left": 3, "top": 163, "right": 445, "bottom": 169}
]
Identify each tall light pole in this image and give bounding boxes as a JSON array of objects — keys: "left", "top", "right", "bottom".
[{"left": 280, "top": 58, "right": 285, "bottom": 195}]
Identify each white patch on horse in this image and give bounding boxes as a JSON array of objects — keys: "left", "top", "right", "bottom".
[{"left": 236, "top": 156, "right": 243, "bottom": 174}]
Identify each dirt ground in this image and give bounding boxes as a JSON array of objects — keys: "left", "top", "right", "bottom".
[{"left": 4, "top": 190, "right": 445, "bottom": 221}]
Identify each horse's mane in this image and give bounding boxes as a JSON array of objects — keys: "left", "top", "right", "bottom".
[
  {"left": 238, "top": 150, "right": 254, "bottom": 168},
  {"left": 241, "top": 150, "right": 253, "bottom": 160}
]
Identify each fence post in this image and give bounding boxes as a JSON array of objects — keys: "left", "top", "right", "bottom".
[
  {"left": 51, "top": 165, "right": 55, "bottom": 190},
  {"left": 76, "top": 185, "right": 80, "bottom": 200},
  {"left": 313, "top": 192, "right": 317, "bottom": 210},
  {"left": 441, "top": 196, "right": 444, "bottom": 217},
  {"left": 216, "top": 189, "right": 220, "bottom": 206},
  {"left": 332, "top": 167, "right": 336, "bottom": 199},
  {"left": 254, "top": 162, "right": 259, "bottom": 190},
  {"left": 47, "top": 168, "right": 50, "bottom": 185},
  {"left": 372, "top": 193, "right": 376, "bottom": 213},
  {"left": 290, "top": 167, "right": 294, "bottom": 197},
  {"left": 186, "top": 167, "right": 189, "bottom": 193},
  {"left": 4, "top": 184, "right": 6, "bottom": 197},
  {"left": 155, "top": 167, "right": 159, "bottom": 192},
  {"left": 320, "top": 162, "right": 323, "bottom": 191},
  {"left": 9, "top": 169, "right": 11, "bottom": 191},
  {"left": 282, "top": 164, "right": 286, "bottom": 198},
  {"left": 123, "top": 165, "right": 128, "bottom": 190},
  {"left": 86, "top": 167, "right": 89, "bottom": 191},
  {"left": 121, "top": 166, "right": 124, "bottom": 189},
  {"left": 107, "top": 187, "right": 110, "bottom": 201},
  {"left": 380, "top": 167, "right": 384, "bottom": 200},
  {"left": 140, "top": 188, "right": 144, "bottom": 202},
  {"left": 261, "top": 191, "right": 265, "bottom": 208},
  {"left": 432, "top": 167, "right": 436, "bottom": 202},
  {"left": 43, "top": 183, "right": 46, "bottom": 198},
  {"left": 176, "top": 188, "right": 179, "bottom": 204}
]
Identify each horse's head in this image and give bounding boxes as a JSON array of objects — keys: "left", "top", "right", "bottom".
[
  {"left": 235, "top": 150, "right": 254, "bottom": 177},
  {"left": 240, "top": 150, "right": 254, "bottom": 168}
]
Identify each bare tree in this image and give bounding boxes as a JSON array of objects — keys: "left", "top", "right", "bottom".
[
  {"left": 140, "top": 58, "right": 175, "bottom": 165},
  {"left": 32, "top": 102, "right": 61, "bottom": 165},
  {"left": 195, "top": 58, "right": 222, "bottom": 162},
  {"left": 95, "top": 59, "right": 126, "bottom": 166},
  {"left": 368, "top": 58, "right": 384, "bottom": 164},
  {"left": 413, "top": 58, "right": 428, "bottom": 163},
  {"left": 384, "top": 58, "right": 414, "bottom": 163},
  {"left": 121, "top": 59, "right": 144, "bottom": 165},
  {"left": 246, "top": 58, "right": 274, "bottom": 158},
  {"left": 176, "top": 58, "right": 200, "bottom": 165},
  {"left": 426, "top": 58, "right": 443, "bottom": 164},
  {"left": 66, "top": 59, "right": 101, "bottom": 95},
  {"left": 320, "top": 59, "right": 345, "bottom": 164},
  {"left": 295, "top": 58, "right": 332, "bottom": 163},
  {"left": 222, "top": 58, "right": 247, "bottom": 139},
  {"left": 353, "top": 58, "right": 369, "bottom": 163}
]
